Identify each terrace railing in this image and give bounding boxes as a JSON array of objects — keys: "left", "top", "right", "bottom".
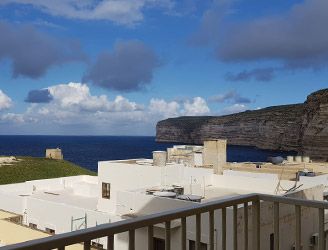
[{"left": 1, "top": 193, "right": 327, "bottom": 250}]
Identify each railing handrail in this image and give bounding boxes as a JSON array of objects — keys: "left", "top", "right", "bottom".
[
  {"left": 1, "top": 193, "right": 258, "bottom": 250},
  {"left": 2, "top": 192, "right": 328, "bottom": 250}
]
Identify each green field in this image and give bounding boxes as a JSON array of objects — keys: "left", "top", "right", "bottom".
[{"left": 0, "top": 157, "right": 96, "bottom": 185}]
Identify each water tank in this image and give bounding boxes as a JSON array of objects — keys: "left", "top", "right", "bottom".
[
  {"left": 269, "top": 156, "right": 284, "bottom": 165},
  {"left": 177, "top": 194, "right": 203, "bottom": 202},
  {"left": 153, "top": 191, "right": 176, "bottom": 198},
  {"left": 287, "top": 156, "right": 294, "bottom": 163},
  {"left": 302, "top": 156, "right": 310, "bottom": 163},
  {"left": 172, "top": 186, "right": 184, "bottom": 195},
  {"left": 153, "top": 151, "right": 167, "bottom": 167},
  {"left": 295, "top": 156, "right": 302, "bottom": 163}
]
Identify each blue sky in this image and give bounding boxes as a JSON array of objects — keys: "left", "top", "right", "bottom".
[{"left": 0, "top": 0, "right": 327, "bottom": 135}]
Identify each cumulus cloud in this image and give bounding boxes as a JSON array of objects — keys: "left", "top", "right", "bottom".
[
  {"left": 220, "top": 104, "right": 247, "bottom": 115},
  {"left": 0, "top": 0, "right": 174, "bottom": 26},
  {"left": 0, "top": 90, "right": 12, "bottom": 111},
  {"left": 83, "top": 40, "right": 160, "bottom": 92},
  {"left": 25, "top": 89, "right": 53, "bottom": 103},
  {"left": 1, "top": 82, "right": 212, "bottom": 134},
  {"left": 149, "top": 98, "right": 180, "bottom": 117},
  {"left": 183, "top": 97, "right": 210, "bottom": 116},
  {"left": 209, "top": 90, "right": 251, "bottom": 104},
  {"left": 47, "top": 82, "right": 141, "bottom": 112},
  {"left": 0, "top": 21, "right": 85, "bottom": 79},
  {"left": 192, "top": 0, "right": 328, "bottom": 81},
  {"left": 0, "top": 113, "right": 24, "bottom": 123}
]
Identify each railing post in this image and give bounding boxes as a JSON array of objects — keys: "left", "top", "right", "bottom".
[
  {"left": 148, "top": 225, "right": 154, "bottom": 250},
  {"left": 295, "top": 205, "right": 301, "bottom": 250},
  {"left": 273, "top": 202, "right": 279, "bottom": 250},
  {"left": 252, "top": 200, "right": 260, "bottom": 250},
  {"left": 233, "top": 205, "right": 238, "bottom": 250},
  {"left": 129, "top": 230, "right": 135, "bottom": 250},
  {"left": 209, "top": 210, "right": 215, "bottom": 250},
  {"left": 107, "top": 235, "right": 114, "bottom": 250},
  {"left": 165, "top": 221, "right": 171, "bottom": 250},
  {"left": 84, "top": 240, "right": 91, "bottom": 250},
  {"left": 196, "top": 213, "right": 201, "bottom": 250},
  {"left": 244, "top": 202, "right": 248, "bottom": 250},
  {"left": 222, "top": 207, "right": 226, "bottom": 250},
  {"left": 319, "top": 208, "right": 325, "bottom": 250},
  {"left": 181, "top": 217, "right": 187, "bottom": 250}
]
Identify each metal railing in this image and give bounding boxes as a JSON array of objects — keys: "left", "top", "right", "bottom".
[{"left": 1, "top": 193, "right": 327, "bottom": 250}]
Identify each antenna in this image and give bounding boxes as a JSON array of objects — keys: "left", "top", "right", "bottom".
[{"left": 203, "top": 176, "right": 206, "bottom": 198}]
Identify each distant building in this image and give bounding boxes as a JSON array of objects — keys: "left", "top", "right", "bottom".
[{"left": 45, "top": 148, "right": 63, "bottom": 160}]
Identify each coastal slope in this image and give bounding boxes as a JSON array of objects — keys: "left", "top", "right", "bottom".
[
  {"left": 156, "top": 89, "right": 328, "bottom": 160},
  {"left": 0, "top": 156, "right": 96, "bottom": 185}
]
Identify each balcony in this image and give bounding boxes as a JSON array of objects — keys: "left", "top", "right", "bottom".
[{"left": 1, "top": 193, "right": 327, "bottom": 250}]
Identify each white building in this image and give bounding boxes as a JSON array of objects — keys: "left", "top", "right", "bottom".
[{"left": 0, "top": 155, "right": 327, "bottom": 249}]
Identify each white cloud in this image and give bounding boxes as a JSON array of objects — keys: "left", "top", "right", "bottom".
[
  {"left": 0, "top": 0, "right": 174, "bottom": 26},
  {"left": 1, "top": 113, "right": 24, "bottom": 123},
  {"left": 220, "top": 104, "right": 247, "bottom": 115},
  {"left": 148, "top": 98, "right": 180, "bottom": 118},
  {"left": 48, "top": 82, "right": 140, "bottom": 112},
  {"left": 0, "top": 90, "right": 12, "bottom": 111},
  {"left": 1, "top": 83, "right": 212, "bottom": 135},
  {"left": 183, "top": 97, "right": 210, "bottom": 116}
]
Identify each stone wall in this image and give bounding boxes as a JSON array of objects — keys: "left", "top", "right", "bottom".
[{"left": 156, "top": 89, "right": 328, "bottom": 160}]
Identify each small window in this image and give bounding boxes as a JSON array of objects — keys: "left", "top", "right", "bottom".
[
  {"left": 29, "top": 223, "right": 37, "bottom": 229},
  {"left": 270, "top": 233, "right": 274, "bottom": 250},
  {"left": 153, "top": 238, "right": 165, "bottom": 250},
  {"left": 45, "top": 227, "right": 55, "bottom": 235},
  {"left": 91, "top": 241, "right": 104, "bottom": 249},
  {"left": 102, "top": 182, "right": 110, "bottom": 199},
  {"left": 189, "top": 240, "right": 207, "bottom": 250}
]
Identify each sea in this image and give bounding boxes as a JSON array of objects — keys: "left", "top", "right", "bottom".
[{"left": 0, "top": 135, "right": 296, "bottom": 172}]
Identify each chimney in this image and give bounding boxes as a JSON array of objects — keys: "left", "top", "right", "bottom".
[
  {"left": 203, "top": 139, "right": 227, "bottom": 174},
  {"left": 152, "top": 151, "right": 167, "bottom": 167}
]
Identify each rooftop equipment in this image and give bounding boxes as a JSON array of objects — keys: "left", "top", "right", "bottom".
[
  {"left": 177, "top": 194, "right": 203, "bottom": 203},
  {"left": 152, "top": 151, "right": 167, "bottom": 167},
  {"left": 153, "top": 191, "right": 176, "bottom": 198},
  {"left": 203, "top": 139, "right": 227, "bottom": 175}
]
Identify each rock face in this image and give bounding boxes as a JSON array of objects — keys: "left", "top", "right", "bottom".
[{"left": 156, "top": 89, "right": 328, "bottom": 161}]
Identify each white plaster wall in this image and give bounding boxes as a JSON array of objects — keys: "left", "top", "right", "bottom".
[
  {"left": 223, "top": 169, "right": 279, "bottom": 180},
  {"left": 116, "top": 191, "right": 192, "bottom": 216},
  {"left": 0, "top": 193, "right": 25, "bottom": 214},
  {"left": 72, "top": 182, "right": 98, "bottom": 197},
  {"left": 97, "top": 162, "right": 214, "bottom": 213}
]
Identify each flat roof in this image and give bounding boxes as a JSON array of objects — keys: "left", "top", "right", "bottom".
[
  {"left": 0, "top": 210, "right": 82, "bottom": 249},
  {"left": 27, "top": 188, "right": 98, "bottom": 210}
]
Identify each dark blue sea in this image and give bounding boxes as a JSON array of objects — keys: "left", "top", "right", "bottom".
[{"left": 0, "top": 136, "right": 296, "bottom": 172}]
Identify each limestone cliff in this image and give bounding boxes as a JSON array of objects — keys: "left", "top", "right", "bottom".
[{"left": 156, "top": 89, "right": 328, "bottom": 160}]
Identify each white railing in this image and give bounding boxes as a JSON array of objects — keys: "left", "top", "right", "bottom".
[{"left": 1, "top": 193, "right": 327, "bottom": 250}]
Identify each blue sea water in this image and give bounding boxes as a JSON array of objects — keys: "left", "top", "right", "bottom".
[{"left": 0, "top": 136, "right": 296, "bottom": 172}]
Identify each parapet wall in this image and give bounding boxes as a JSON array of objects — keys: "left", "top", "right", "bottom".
[{"left": 156, "top": 89, "right": 328, "bottom": 160}]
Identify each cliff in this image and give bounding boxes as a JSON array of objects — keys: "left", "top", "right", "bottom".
[{"left": 156, "top": 89, "right": 328, "bottom": 160}]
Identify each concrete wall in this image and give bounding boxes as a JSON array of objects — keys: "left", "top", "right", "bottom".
[
  {"left": 203, "top": 140, "right": 227, "bottom": 174},
  {"left": 97, "top": 161, "right": 214, "bottom": 213}
]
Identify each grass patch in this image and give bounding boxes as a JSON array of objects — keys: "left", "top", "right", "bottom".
[{"left": 0, "top": 156, "right": 96, "bottom": 185}]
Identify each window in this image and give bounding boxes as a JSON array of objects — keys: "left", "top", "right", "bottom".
[
  {"left": 102, "top": 182, "right": 110, "bottom": 199},
  {"left": 189, "top": 240, "right": 207, "bottom": 250},
  {"left": 91, "top": 241, "right": 104, "bottom": 249},
  {"left": 29, "top": 223, "right": 37, "bottom": 229},
  {"left": 270, "top": 233, "right": 274, "bottom": 250},
  {"left": 45, "top": 227, "right": 55, "bottom": 235},
  {"left": 153, "top": 238, "right": 165, "bottom": 250}
]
